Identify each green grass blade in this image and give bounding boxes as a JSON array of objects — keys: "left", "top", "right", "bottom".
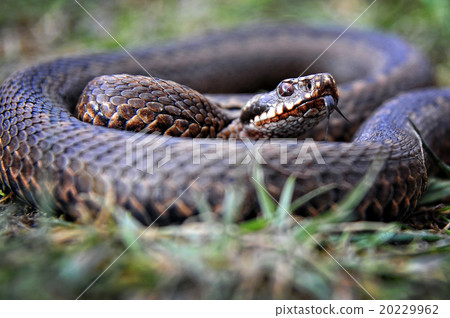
[
  {"left": 327, "top": 153, "right": 387, "bottom": 222},
  {"left": 290, "top": 183, "right": 337, "bottom": 212},
  {"left": 274, "top": 175, "right": 296, "bottom": 225},
  {"left": 419, "top": 179, "right": 450, "bottom": 204},
  {"left": 222, "top": 186, "right": 246, "bottom": 224},
  {"left": 251, "top": 165, "right": 276, "bottom": 219},
  {"left": 408, "top": 118, "right": 450, "bottom": 177}
]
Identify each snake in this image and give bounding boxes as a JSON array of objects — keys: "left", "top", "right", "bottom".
[{"left": 0, "top": 24, "right": 449, "bottom": 225}]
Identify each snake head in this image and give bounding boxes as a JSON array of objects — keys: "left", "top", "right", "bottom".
[{"left": 239, "top": 73, "right": 341, "bottom": 138}]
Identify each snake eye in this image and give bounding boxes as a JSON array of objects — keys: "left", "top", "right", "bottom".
[{"left": 278, "top": 81, "right": 295, "bottom": 97}]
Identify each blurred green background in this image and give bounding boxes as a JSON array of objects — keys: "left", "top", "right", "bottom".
[
  {"left": 0, "top": 0, "right": 449, "bottom": 300},
  {"left": 0, "top": 0, "right": 449, "bottom": 84}
]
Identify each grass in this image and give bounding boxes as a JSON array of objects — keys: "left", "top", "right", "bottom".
[
  {"left": 0, "top": 0, "right": 449, "bottom": 84},
  {"left": 0, "top": 166, "right": 449, "bottom": 299},
  {"left": 0, "top": 0, "right": 449, "bottom": 299}
]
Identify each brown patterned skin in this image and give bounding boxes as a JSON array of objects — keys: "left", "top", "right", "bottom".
[
  {"left": 76, "top": 73, "right": 340, "bottom": 139},
  {"left": 0, "top": 24, "right": 447, "bottom": 225},
  {"left": 76, "top": 75, "right": 230, "bottom": 138}
]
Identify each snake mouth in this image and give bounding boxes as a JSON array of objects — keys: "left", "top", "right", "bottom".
[{"left": 249, "top": 95, "right": 338, "bottom": 126}]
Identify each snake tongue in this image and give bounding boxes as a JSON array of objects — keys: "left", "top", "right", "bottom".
[{"left": 324, "top": 95, "right": 348, "bottom": 122}]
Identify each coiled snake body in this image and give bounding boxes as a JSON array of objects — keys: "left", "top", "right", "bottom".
[{"left": 0, "top": 25, "right": 449, "bottom": 225}]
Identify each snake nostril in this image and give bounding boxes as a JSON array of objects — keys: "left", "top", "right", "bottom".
[{"left": 304, "top": 80, "right": 313, "bottom": 91}]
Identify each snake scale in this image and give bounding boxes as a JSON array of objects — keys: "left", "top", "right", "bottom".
[{"left": 0, "top": 25, "right": 449, "bottom": 225}]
